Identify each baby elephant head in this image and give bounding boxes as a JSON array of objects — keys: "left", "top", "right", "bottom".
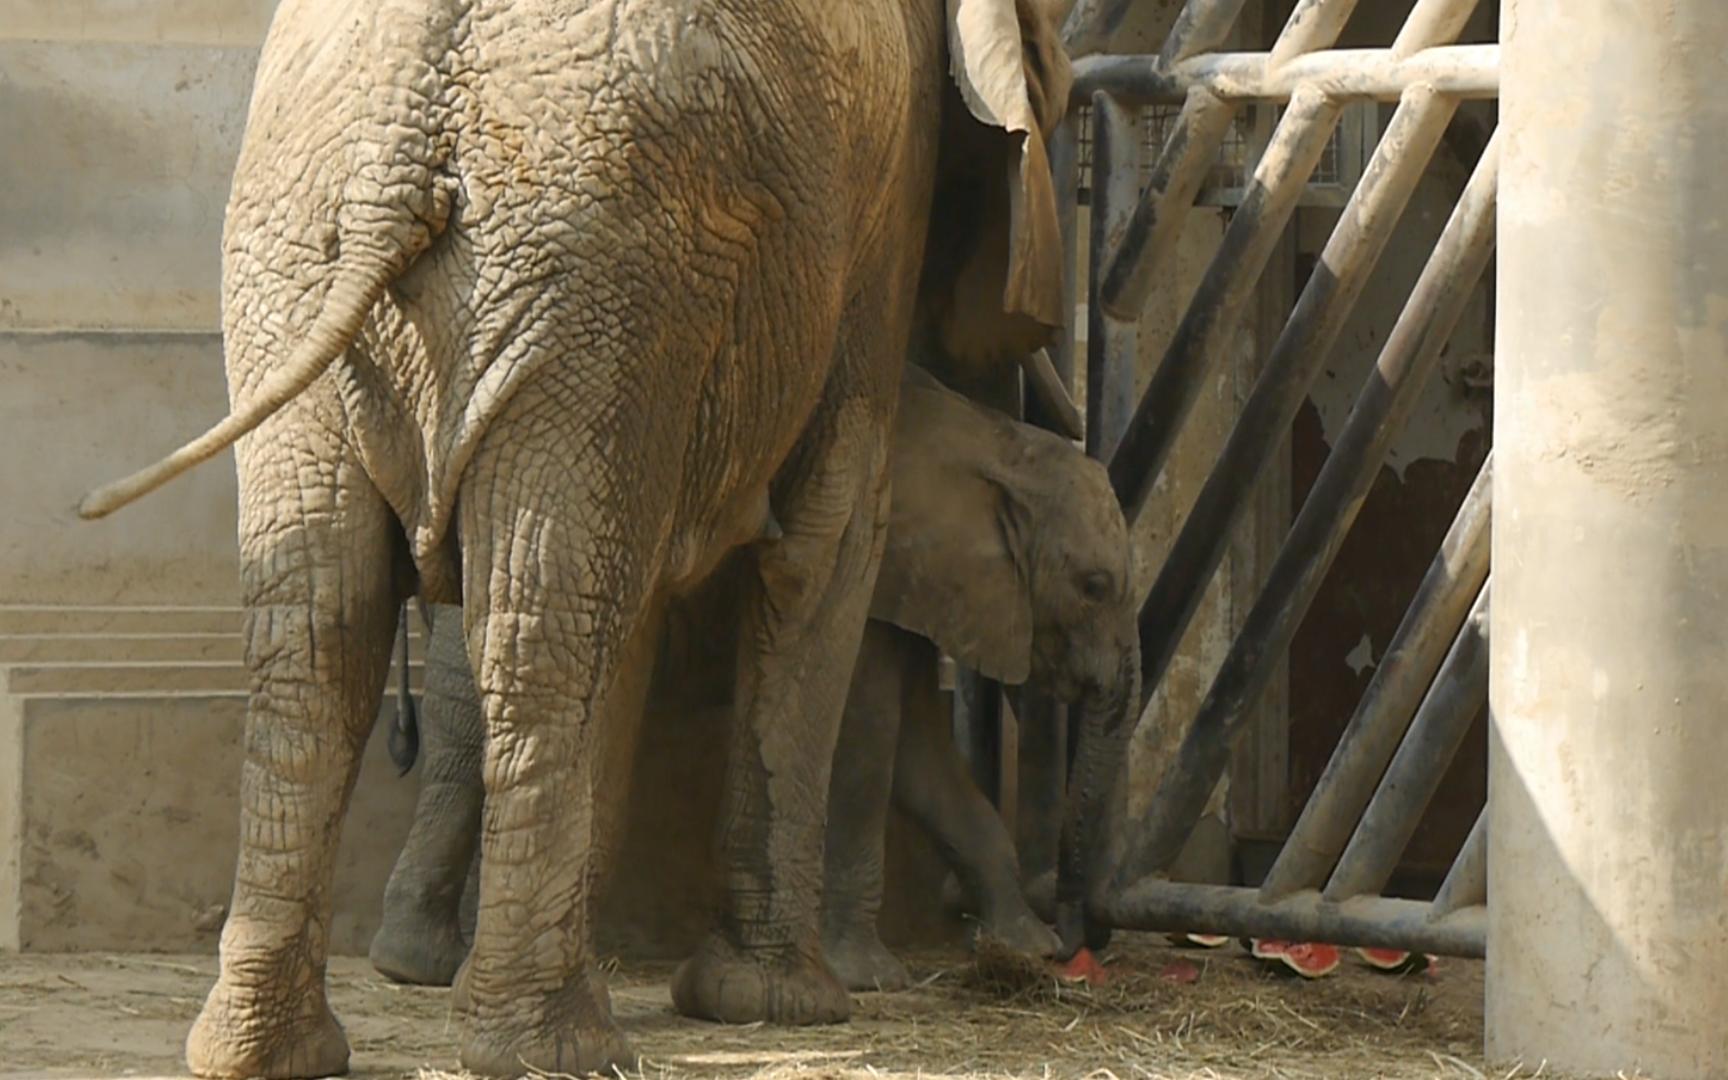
[
  {"left": 872, "top": 367, "right": 1136, "bottom": 704},
  {"left": 872, "top": 366, "right": 1140, "bottom": 952}
]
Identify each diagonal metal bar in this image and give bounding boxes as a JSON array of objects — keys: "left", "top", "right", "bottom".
[
  {"left": 1110, "top": 135, "right": 1500, "bottom": 892},
  {"left": 1086, "top": 93, "right": 1143, "bottom": 462},
  {"left": 1072, "top": 44, "right": 1500, "bottom": 105},
  {"left": 1429, "top": 806, "right": 1487, "bottom": 916},
  {"left": 1049, "top": 122, "right": 1082, "bottom": 392},
  {"left": 1107, "top": 87, "right": 1460, "bottom": 884},
  {"left": 1095, "top": 879, "right": 1485, "bottom": 957},
  {"left": 1324, "top": 580, "right": 1490, "bottom": 902},
  {"left": 1268, "top": 0, "right": 1364, "bottom": 69},
  {"left": 1156, "top": 0, "right": 1254, "bottom": 65},
  {"left": 1128, "top": 84, "right": 1454, "bottom": 683},
  {"left": 1393, "top": 0, "right": 1484, "bottom": 59},
  {"left": 1258, "top": 453, "right": 1493, "bottom": 899},
  {"left": 1098, "top": 88, "right": 1237, "bottom": 321},
  {"left": 1105, "top": 83, "right": 1342, "bottom": 516}
]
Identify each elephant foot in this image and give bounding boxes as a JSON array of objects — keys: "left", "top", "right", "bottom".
[
  {"left": 972, "top": 905, "right": 1062, "bottom": 961},
  {"left": 821, "top": 926, "right": 911, "bottom": 992},
  {"left": 671, "top": 934, "right": 851, "bottom": 1024},
  {"left": 185, "top": 980, "right": 349, "bottom": 1079},
  {"left": 457, "top": 970, "right": 636, "bottom": 1079},
  {"left": 458, "top": 1022, "right": 636, "bottom": 1079},
  {"left": 369, "top": 910, "right": 467, "bottom": 986}
]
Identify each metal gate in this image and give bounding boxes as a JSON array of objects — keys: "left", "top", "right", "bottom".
[{"left": 1056, "top": 0, "right": 1501, "bottom": 957}]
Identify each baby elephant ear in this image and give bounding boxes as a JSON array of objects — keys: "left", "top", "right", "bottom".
[
  {"left": 869, "top": 376, "right": 1035, "bottom": 685},
  {"left": 945, "top": 0, "right": 1073, "bottom": 332}
]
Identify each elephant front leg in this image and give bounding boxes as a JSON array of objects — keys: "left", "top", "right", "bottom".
[
  {"left": 820, "top": 622, "right": 912, "bottom": 992},
  {"left": 672, "top": 407, "right": 892, "bottom": 1026},
  {"left": 894, "top": 669, "right": 1060, "bottom": 961},
  {"left": 186, "top": 445, "right": 401, "bottom": 1080},
  {"left": 371, "top": 606, "right": 482, "bottom": 987}
]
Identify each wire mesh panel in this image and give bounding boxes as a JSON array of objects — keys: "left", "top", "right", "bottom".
[
  {"left": 1061, "top": 0, "right": 1500, "bottom": 957},
  {"left": 1075, "top": 100, "right": 1378, "bottom": 206}
]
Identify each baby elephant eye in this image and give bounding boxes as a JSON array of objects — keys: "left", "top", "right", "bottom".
[{"left": 1080, "top": 571, "right": 1113, "bottom": 602}]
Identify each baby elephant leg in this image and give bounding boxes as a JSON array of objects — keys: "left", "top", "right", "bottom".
[
  {"left": 821, "top": 622, "right": 913, "bottom": 992},
  {"left": 893, "top": 649, "right": 1059, "bottom": 960}
]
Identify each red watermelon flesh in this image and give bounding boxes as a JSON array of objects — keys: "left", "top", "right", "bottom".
[
  {"left": 1356, "top": 947, "right": 1434, "bottom": 974},
  {"left": 1249, "top": 939, "right": 1341, "bottom": 978}
]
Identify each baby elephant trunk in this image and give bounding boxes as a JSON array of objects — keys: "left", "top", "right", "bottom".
[{"left": 1053, "top": 644, "right": 1140, "bottom": 959}]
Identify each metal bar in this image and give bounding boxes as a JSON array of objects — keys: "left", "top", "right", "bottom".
[
  {"left": 1010, "top": 689, "right": 1066, "bottom": 884},
  {"left": 1131, "top": 84, "right": 1453, "bottom": 701},
  {"left": 955, "top": 667, "right": 1004, "bottom": 806},
  {"left": 1085, "top": 93, "right": 1141, "bottom": 462},
  {"left": 1099, "top": 0, "right": 1365, "bottom": 323},
  {"left": 1109, "top": 88, "right": 1457, "bottom": 884},
  {"left": 1096, "top": 880, "right": 1485, "bottom": 957},
  {"left": 1098, "top": 88, "right": 1236, "bottom": 321},
  {"left": 1129, "top": 134, "right": 1500, "bottom": 887},
  {"left": 1152, "top": 0, "right": 1254, "bottom": 65},
  {"left": 1073, "top": 44, "right": 1500, "bottom": 105},
  {"left": 1105, "top": 84, "right": 1342, "bottom": 515},
  {"left": 1259, "top": 454, "right": 1492, "bottom": 899},
  {"left": 1430, "top": 807, "right": 1486, "bottom": 916},
  {"left": 1267, "top": 0, "right": 1363, "bottom": 69},
  {"left": 1392, "top": 0, "right": 1483, "bottom": 59},
  {"left": 1049, "top": 121, "right": 1081, "bottom": 393},
  {"left": 1324, "top": 581, "right": 1490, "bottom": 901}
]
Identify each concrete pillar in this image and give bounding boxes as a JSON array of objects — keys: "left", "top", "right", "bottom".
[{"left": 1490, "top": 2, "right": 1728, "bottom": 1076}]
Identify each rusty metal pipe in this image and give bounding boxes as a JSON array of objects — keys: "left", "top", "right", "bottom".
[
  {"left": 1095, "top": 880, "right": 1485, "bottom": 957},
  {"left": 1258, "top": 454, "right": 1491, "bottom": 899},
  {"left": 1105, "top": 84, "right": 1342, "bottom": 515},
  {"left": 1429, "top": 807, "right": 1486, "bottom": 917},
  {"left": 1392, "top": 0, "right": 1483, "bottom": 60},
  {"left": 1098, "top": 88, "right": 1236, "bottom": 322},
  {"left": 1074, "top": 44, "right": 1500, "bottom": 105},
  {"left": 1324, "top": 581, "right": 1489, "bottom": 902},
  {"left": 1267, "top": 0, "right": 1363, "bottom": 70},
  {"left": 1119, "top": 135, "right": 1498, "bottom": 896},
  {"left": 1084, "top": 93, "right": 1141, "bottom": 461}
]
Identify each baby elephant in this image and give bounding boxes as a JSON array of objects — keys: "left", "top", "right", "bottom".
[
  {"left": 821, "top": 368, "right": 1138, "bottom": 990},
  {"left": 370, "top": 368, "right": 1140, "bottom": 990}
]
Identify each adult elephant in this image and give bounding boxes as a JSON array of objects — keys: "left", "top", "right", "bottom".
[
  {"left": 368, "top": 367, "right": 1139, "bottom": 991},
  {"left": 75, "top": 0, "right": 1077, "bottom": 1076}
]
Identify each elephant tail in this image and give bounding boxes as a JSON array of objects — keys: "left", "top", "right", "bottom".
[
  {"left": 75, "top": 258, "right": 396, "bottom": 520},
  {"left": 387, "top": 601, "right": 421, "bottom": 775}
]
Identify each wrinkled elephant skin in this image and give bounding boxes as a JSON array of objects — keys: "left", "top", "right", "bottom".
[
  {"left": 373, "top": 371, "right": 1140, "bottom": 996},
  {"left": 72, "top": 0, "right": 1078, "bottom": 1077}
]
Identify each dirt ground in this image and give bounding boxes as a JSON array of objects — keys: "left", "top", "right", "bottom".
[{"left": 1, "top": 936, "right": 1508, "bottom": 1080}]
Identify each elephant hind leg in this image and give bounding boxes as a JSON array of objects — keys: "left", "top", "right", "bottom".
[
  {"left": 371, "top": 606, "right": 481, "bottom": 987},
  {"left": 187, "top": 424, "right": 406, "bottom": 1080},
  {"left": 672, "top": 364, "right": 901, "bottom": 1026},
  {"left": 451, "top": 394, "right": 655, "bottom": 1079}
]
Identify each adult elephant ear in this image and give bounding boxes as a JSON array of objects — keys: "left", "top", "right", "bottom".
[
  {"left": 870, "top": 372, "right": 1035, "bottom": 685},
  {"left": 946, "top": 0, "right": 1073, "bottom": 335}
]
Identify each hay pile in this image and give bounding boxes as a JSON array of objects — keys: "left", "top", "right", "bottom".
[{"left": 419, "top": 935, "right": 1499, "bottom": 1080}]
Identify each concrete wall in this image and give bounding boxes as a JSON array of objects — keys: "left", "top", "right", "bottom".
[{"left": 0, "top": 8, "right": 274, "bottom": 605}]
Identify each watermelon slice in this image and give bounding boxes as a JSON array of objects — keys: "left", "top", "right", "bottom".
[
  {"left": 1355, "top": 947, "right": 1434, "bottom": 974},
  {"left": 1159, "top": 958, "right": 1202, "bottom": 984},
  {"left": 1055, "top": 946, "right": 1110, "bottom": 986},
  {"left": 1166, "top": 932, "right": 1231, "bottom": 948},
  {"left": 1247, "top": 939, "right": 1342, "bottom": 978}
]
